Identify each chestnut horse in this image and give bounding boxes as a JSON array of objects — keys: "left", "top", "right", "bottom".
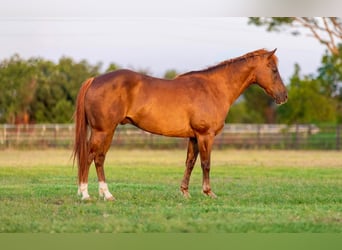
[{"left": 73, "top": 48, "right": 287, "bottom": 201}]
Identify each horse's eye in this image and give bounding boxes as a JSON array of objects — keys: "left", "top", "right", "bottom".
[{"left": 272, "top": 68, "right": 278, "bottom": 73}]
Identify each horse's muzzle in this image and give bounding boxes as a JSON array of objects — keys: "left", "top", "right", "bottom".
[{"left": 275, "top": 91, "right": 288, "bottom": 105}]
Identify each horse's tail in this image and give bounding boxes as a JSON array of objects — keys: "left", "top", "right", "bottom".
[{"left": 73, "top": 77, "right": 94, "bottom": 184}]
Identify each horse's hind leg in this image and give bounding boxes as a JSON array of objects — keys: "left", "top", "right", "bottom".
[
  {"left": 77, "top": 153, "right": 94, "bottom": 200},
  {"left": 89, "top": 128, "right": 116, "bottom": 201}
]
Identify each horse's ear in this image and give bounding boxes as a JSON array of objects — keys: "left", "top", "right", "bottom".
[{"left": 267, "top": 48, "right": 277, "bottom": 59}]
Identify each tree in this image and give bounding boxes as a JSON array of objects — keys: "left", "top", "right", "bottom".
[
  {"left": 0, "top": 55, "right": 103, "bottom": 124},
  {"left": 226, "top": 100, "right": 261, "bottom": 123},
  {"left": 227, "top": 85, "right": 277, "bottom": 124},
  {"left": 31, "top": 57, "right": 101, "bottom": 123},
  {"left": 277, "top": 64, "right": 337, "bottom": 124},
  {"left": 248, "top": 17, "right": 342, "bottom": 124},
  {"left": 0, "top": 55, "right": 38, "bottom": 123},
  {"left": 163, "top": 69, "right": 178, "bottom": 80},
  {"left": 276, "top": 46, "right": 342, "bottom": 124},
  {"left": 317, "top": 45, "right": 342, "bottom": 98},
  {"left": 317, "top": 45, "right": 342, "bottom": 122},
  {"left": 249, "top": 17, "right": 342, "bottom": 55},
  {"left": 105, "top": 63, "right": 120, "bottom": 73},
  {"left": 243, "top": 85, "right": 276, "bottom": 123}
]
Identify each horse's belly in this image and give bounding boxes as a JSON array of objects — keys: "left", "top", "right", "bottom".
[
  {"left": 137, "top": 120, "right": 194, "bottom": 138},
  {"left": 128, "top": 112, "right": 194, "bottom": 138}
]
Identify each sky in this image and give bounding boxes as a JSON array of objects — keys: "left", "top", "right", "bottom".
[{"left": 0, "top": 0, "right": 338, "bottom": 82}]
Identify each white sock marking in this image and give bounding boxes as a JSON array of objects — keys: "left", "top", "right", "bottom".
[
  {"left": 78, "top": 183, "right": 90, "bottom": 200},
  {"left": 99, "top": 181, "right": 114, "bottom": 200}
]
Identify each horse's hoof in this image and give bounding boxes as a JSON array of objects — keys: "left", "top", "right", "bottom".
[
  {"left": 181, "top": 191, "right": 191, "bottom": 199},
  {"left": 203, "top": 190, "right": 217, "bottom": 199},
  {"left": 103, "top": 195, "right": 116, "bottom": 201},
  {"left": 99, "top": 192, "right": 116, "bottom": 201},
  {"left": 81, "top": 196, "right": 92, "bottom": 202},
  {"left": 180, "top": 188, "right": 191, "bottom": 199}
]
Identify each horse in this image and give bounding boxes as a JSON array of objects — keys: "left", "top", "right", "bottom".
[{"left": 73, "top": 48, "right": 288, "bottom": 201}]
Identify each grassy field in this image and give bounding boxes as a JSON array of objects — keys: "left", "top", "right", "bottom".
[{"left": 0, "top": 149, "right": 341, "bottom": 232}]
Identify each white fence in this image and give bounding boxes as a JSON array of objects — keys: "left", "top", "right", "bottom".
[
  {"left": 0, "top": 123, "right": 340, "bottom": 150},
  {"left": 0, "top": 124, "right": 75, "bottom": 148}
]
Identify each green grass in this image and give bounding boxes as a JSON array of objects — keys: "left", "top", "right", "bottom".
[{"left": 0, "top": 149, "right": 341, "bottom": 232}]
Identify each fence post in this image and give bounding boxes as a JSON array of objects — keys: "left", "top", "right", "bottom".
[
  {"left": 307, "top": 124, "right": 312, "bottom": 149},
  {"left": 337, "top": 125, "right": 341, "bottom": 150},
  {"left": 3, "top": 124, "right": 7, "bottom": 147},
  {"left": 294, "top": 124, "right": 299, "bottom": 149},
  {"left": 256, "top": 124, "right": 261, "bottom": 149},
  {"left": 218, "top": 130, "right": 224, "bottom": 149},
  {"left": 55, "top": 124, "right": 58, "bottom": 148},
  {"left": 16, "top": 124, "right": 20, "bottom": 145}
]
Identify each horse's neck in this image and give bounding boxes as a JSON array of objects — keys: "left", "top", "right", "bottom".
[{"left": 211, "top": 61, "right": 256, "bottom": 106}]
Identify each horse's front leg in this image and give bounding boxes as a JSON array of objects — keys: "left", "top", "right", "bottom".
[
  {"left": 180, "top": 137, "right": 199, "bottom": 198},
  {"left": 197, "top": 133, "right": 217, "bottom": 198}
]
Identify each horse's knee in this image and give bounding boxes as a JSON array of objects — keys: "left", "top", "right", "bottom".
[{"left": 201, "top": 160, "right": 210, "bottom": 171}]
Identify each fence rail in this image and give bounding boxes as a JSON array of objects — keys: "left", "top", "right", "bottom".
[{"left": 0, "top": 124, "right": 341, "bottom": 150}]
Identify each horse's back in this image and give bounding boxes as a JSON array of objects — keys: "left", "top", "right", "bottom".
[{"left": 91, "top": 69, "right": 141, "bottom": 88}]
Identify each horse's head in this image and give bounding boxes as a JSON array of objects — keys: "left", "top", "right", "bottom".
[{"left": 254, "top": 49, "right": 288, "bottom": 105}]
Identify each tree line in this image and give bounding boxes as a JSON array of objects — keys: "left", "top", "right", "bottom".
[
  {"left": 1, "top": 17, "right": 341, "bottom": 125},
  {"left": 236, "top": 17, "right": 342, "bottom": 124},
  {"left": 0, "top": 55, "right": 103, "bottom": 124},
  {"left": 228, "top": 46, "right": 342, "bottom": 124},
  {"left": 0, "top": 49, "right": 341, "bottom": 125}
]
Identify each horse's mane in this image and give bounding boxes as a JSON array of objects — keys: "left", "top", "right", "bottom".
[{"left": 179, "top": 49, "right": 278, "bottom": 77}]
